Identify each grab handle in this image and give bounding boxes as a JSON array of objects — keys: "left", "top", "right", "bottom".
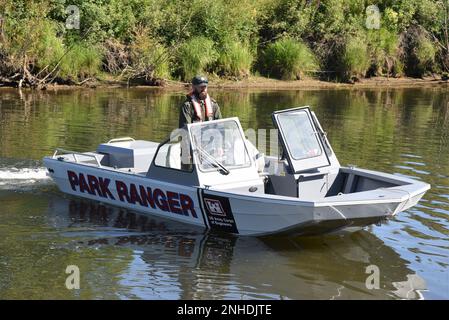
[{"left": 107, "top": 137, "right": 135, "bottom": 144}]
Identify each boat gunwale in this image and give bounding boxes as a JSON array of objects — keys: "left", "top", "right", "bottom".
[{"left": 43, "top": 157, "right": 429, "bottom": 209}]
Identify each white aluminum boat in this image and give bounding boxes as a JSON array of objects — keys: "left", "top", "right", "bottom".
[{"left": 43, "top": 106, "right": 430, "bottom": 236}]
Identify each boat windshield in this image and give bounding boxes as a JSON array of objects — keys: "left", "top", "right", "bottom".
[
  {"left": 190, "top": 120, "right": 251, "bottom": 171},
  {"left": 277, "top": 110, "right": 322, "bottom": 160}
]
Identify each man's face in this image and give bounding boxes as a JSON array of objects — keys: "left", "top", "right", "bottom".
[{"left": 194, "top": 84, "right": 208, "bottom": 100}]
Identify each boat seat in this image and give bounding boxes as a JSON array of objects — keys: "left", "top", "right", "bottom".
[
  {"left": 166, "top": 142, "right": 182, "bottom": 170},
  {"left": 245, "top": 139, "right": 265, "bottom": 173}
]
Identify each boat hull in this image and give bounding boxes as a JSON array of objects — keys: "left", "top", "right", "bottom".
[
  {"left": 44, "top": 159, "right": 205, "bottom": 227},
  {"left": 43, "top": 158, "right": 428, "bottom": 236}
]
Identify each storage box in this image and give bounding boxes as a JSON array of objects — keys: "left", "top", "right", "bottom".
[{"left": 97, "top": 140, "right": 159, "bottom": 172}]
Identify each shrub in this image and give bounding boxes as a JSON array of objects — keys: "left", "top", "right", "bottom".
[
  {"left": 367, "top": 28, "right": 403, "bottom": 77},
  {"left": 262, "top": 38, "right": 319, "bottom": 80},
  {"left": 128, "top": 29, "right": 170, "bottom": 79},
  {"left": 2, "top": 16, "right": 65, "bottom": 73},
  {"left": 101, "top": 28, "right": 170, "bottom": 81},
  {"left": 217, "top": 40, "right": 254, "bottom": 78},
  {"left": 30, "top": 21, "right": 65, "bottom": 70},
  {"left": 400, "top": 27, "right": 438, "bottom": 77},
  {"left": 102, "top": 39, "right": 130, "bottom": 74},
  {"left": 414, "top": 35, "right": 437, "bottom": 75},
  {"left": 340, "top": 35, "right": 370, "bottom": 81},
  {"left": 58, "top": 43, "right": 102, "bottom": 80},
  {"left": 177, "top": 36, "right": 218, "bottom": 81}
]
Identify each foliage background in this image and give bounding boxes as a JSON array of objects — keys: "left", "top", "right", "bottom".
[{"left": 0, "top": 0, "right": 448, "bottom": 84}]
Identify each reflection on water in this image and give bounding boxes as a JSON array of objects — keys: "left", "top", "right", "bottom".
[
  {"left": 0, "top": 87, "right": 448, "bottom": 299},
  {"left": 0, "top": 195, "right": 426, "bottom": 299}
]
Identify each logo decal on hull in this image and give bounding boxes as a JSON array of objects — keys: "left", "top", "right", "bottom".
[
  {"left": 202, "top": 193, "right": 238, "bottom": 233},
  {"left": 204, "top": 199, "right": 226, "bottom": 216}
]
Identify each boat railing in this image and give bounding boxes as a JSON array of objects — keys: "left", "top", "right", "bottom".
[{"left": 52, "top": 148, "right": 102, "bottom": 167}]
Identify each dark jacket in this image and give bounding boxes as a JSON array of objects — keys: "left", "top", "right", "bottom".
[{"left": 178, "top": 94, "right": 222, "bottom": 128}]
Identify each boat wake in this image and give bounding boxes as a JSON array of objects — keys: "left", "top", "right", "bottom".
[{"left": 0, "top": 167, "right": 52, "bottom": 190}]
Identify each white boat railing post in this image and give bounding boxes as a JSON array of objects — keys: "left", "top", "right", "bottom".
[{"left": 52, "top": 148, "right": 102, "bottom": 167}]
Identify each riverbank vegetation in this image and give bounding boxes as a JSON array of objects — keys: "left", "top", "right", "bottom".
[{"left": 1, "top": 0, "right": 448, "bottom": 88}]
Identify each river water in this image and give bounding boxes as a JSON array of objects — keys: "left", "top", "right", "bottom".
[{"left": 0, "top": 87, "right": 448, "bottom": 299}]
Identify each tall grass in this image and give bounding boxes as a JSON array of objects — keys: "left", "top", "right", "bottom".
[
  {"left": 341, "top": 36, "right": 370, "bottom": 81},
  {"left": 2, "top": 15, "right": 101, "bottom": 81},
  {"left": 58, "top": 44, "right": 102, "bottom": 80},
  {"left": 1, "top": 18, "right": 65, "bottom": 74},
  {"left": 367, "top": 28, "right": 402, "bottom": 77},
  {"left": 414, "top": 35, "right": 437, "bottom": 75},
  {"left": 31, "top": 21, "right": 65, "bottom": 70},
  {"left": 262, "top": 38, "right": 319, "bottom": 80},
  {"left": 401, "top": 27, "right": 438, "bottom": 77},
  {"left": 177, "top": 36, "right": 218, "bottom": 81},
  {"left": 129, "top": 29, "right": 170, "bottom": 79},
  {"left": 217, "top": 40, "right": 254, "bottom": 78}
]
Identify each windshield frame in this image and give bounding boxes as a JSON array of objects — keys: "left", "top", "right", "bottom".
[
  {"left": 272, "top": 106, "right": 331, "bottom": 173},
  {"left": 188, "top": 118, "right": 253, "bottom": 173},
  {"left": 276, "top": 110, "right": 323, "bottom": 161}
]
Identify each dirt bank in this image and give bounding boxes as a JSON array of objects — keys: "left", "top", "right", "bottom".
[{"left": 1, "top": 76, "right": 448, "bottom": 91}]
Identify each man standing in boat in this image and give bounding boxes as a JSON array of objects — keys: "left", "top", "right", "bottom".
[
  {"left": 179, "top": 75, "right": 222, "bottom": 128},
  {"left": 178, "top": 75, "right": 222, "bottom": 170}
]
